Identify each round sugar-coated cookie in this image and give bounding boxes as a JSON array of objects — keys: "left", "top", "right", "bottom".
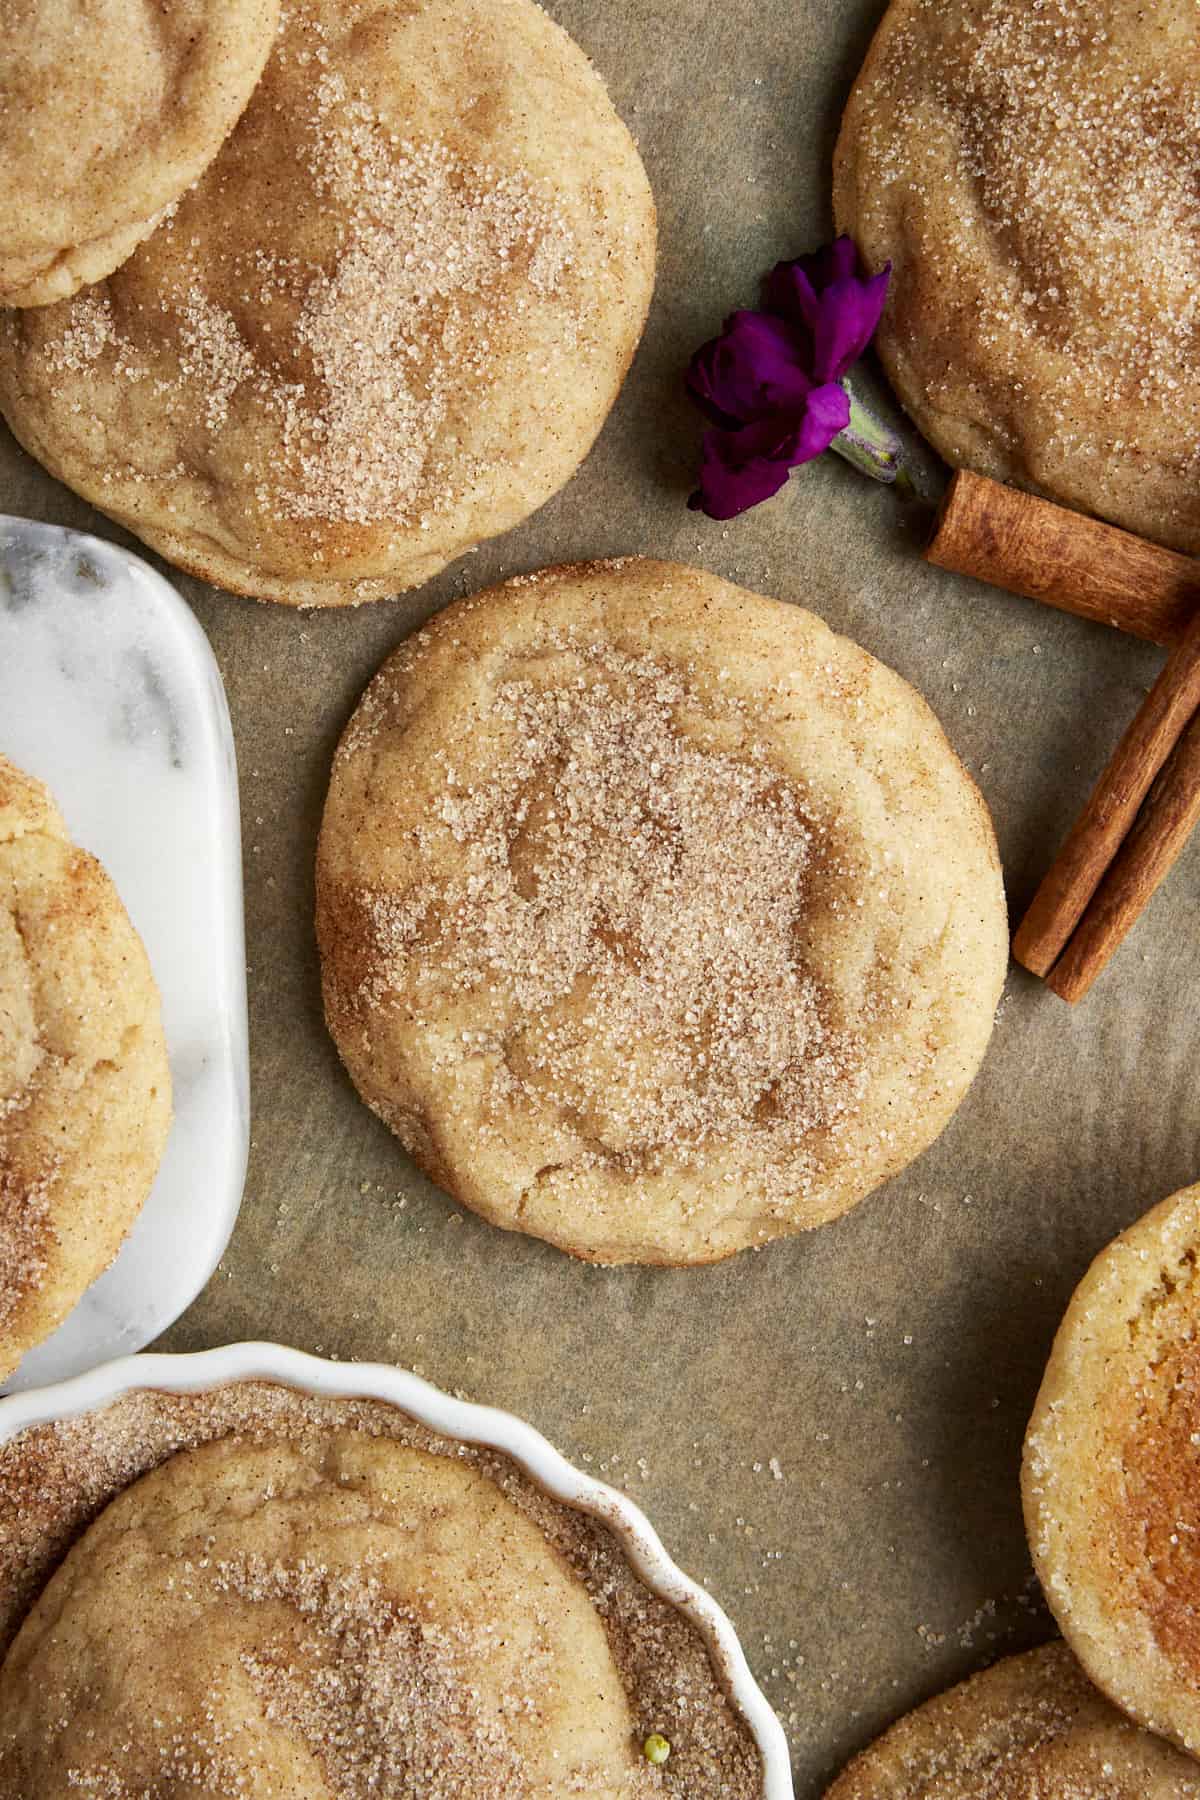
[
  {"left": 1023, "top": 1181, "right": 1200, "bottom": 1761},
  {"left": 834, "top": 0, "right": 1200, "bottom": 553},
  {"left": 0, "top": 755, "right": 171, "bottom": 1379},
  {"left": 0, "top": 0, "right": 280, "bottom": 308},
  {"left": 0, "top": 0, "right": 656, "bottom": 606},
  {"left": 825, "top": 1641, "right": 1200, "bottom": 1798},
  {"left": 0, "top": 1431, "right": 657, "bottom": 1797},
  {"left": 315, "top": 559, "right": 1007, "bottom": 1266}
]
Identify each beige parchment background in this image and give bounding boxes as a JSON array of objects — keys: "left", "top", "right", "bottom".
[{"left": 3, "top": 1, "right": 1199, "bottom": 1791}]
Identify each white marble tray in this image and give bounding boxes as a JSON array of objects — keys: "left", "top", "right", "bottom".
[{"left": 0, "top": 517, "right": 248, "bottom": 1392}]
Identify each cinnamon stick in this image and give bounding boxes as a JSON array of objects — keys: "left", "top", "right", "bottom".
[
  {"left": 1045, "top": 708, "right": 1200, "bottom": 1002},
  {"left": 926, "top": 470, "right": 1200, "bottom": 647},
  {"left": 1012, "top": 605, "right": 1200, "bottom": 977}
]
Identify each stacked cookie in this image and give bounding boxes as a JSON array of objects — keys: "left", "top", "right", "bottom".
[
  {"left": 1024, "top": 1182, "right": 1200, "bottom": 1761},
  {"left": 0, "top": 0, "right": 656, "bottom": 604},
  {"left": 827, "top": 1641, "right": 1200, "bottom": 1798},
  {"left": 819, "top": 1181, "right": 1200, "bottom": 1795},
  {"left": 0, "top": 0, "right": 280, "bottom": 307}
]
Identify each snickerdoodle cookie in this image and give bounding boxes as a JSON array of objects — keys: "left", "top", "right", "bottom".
[
  {"left": 0, "top": 1382, "right": 763, "bottom": 1796},
  {"left": 834, "top": 0, "right": 1200, "bottom": 552},
  {"left": 825, "top": 1641, "right": 1200, "bottom": 1798},
  {"left": 0, "top": 1428, "right": 702, "bottom": 1796},
  {"left": 0, "top": 0, "right": 655, "bottom": 606},
  {"left": 316, "top": 559, "right": 1007, "bottom": 1266},
  {"left": 0, "top": 0, "right": 280, "bottom": 308},
  {"left": 0, "top": 755, "right": 170, "bottom": 1379},
  {"left": 1024, "top": 1181, "right": 1200, "bottom": 1760}
]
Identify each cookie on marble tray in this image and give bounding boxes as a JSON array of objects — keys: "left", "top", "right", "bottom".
[
  {"left": 0, "top": 1430, "right": 668, "bottom": 1796},
  {"left": 824, "top": 1641, "right": 1200, "bottom": 1797},
  {"left": 0, "top": 754, "right": 171, "bottom": 1379},
  {"left": 315, "top": 558, "right": 1007, "bottom": 1266},
  {"left": 834, "top": 0, "right": 1200, "bottom": 553},
  {"left": 0, "top": 0, "right": 656, "bottom": 607},
  {"left": 1023, "top": 1181, "right": 1200, "bottom": 1761},
  {"left": 0, "top": 0, "right": 280, "bottom": 308}
]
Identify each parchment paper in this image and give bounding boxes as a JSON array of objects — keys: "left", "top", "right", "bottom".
[{"left": 3, "top": 2, "right": 1199, "bottom": 1791}]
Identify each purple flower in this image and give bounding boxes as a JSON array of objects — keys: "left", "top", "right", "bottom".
[
  {"left": 690, "top": 393, "right": 851, "bottom": 520},
  {"left": 685, "top": 236, "right": 890, "bottom": 520}
]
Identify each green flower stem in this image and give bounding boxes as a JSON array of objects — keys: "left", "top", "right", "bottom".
[{"left": 831, "top": 389, "right": 917, "bottom": 500}]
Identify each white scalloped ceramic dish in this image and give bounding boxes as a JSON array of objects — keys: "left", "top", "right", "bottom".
[{"left": 0, "top": 1341, "right": 794, "bottom": 1796}]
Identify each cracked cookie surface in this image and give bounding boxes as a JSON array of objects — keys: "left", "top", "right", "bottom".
[
  {"left": 0, "top": 754, "right": 170, "bottom": 1379},
  {"left": 0, "top": 1428, "right": 673, "bottom": 1798},
  {"left": 0, "top": 1381, "right": 763, "bottom": 1797},
  {"left": 316, "top": 559, "right": 1006, "bottom": 1265}
]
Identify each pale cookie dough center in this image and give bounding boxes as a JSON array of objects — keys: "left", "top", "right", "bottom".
[
  {"left": 369, "top": 647, "right": 865, "bottom": 1171},
  {"left": 211, "top": 1556, "right": 537, "bottom": 1792}
]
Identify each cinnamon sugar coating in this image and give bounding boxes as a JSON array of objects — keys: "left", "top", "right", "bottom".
[
  {"left": 825, "top": 1642, "right": 1200, "bottom": 1798},
  {"left": 0, "top": 1382, "right": 764, "bottom": 1798},
  {"left": 1023, "top": 1181, "right": 1200, "bottom": 1761},
  {"left": 315, "top": 560, "right": 1007, "bottom": 1265},
  {"left": 835, "top": 0, "right": 1200, "bottom": 552},
  {"left": 0, "top": 0, "right": 280, "bottom": 307},
  {"left": 0, "top": 0, "right": 656, "bottom": 605},
  {"left": 0, "top": 756, "right": 170, "bottom": 1380}
]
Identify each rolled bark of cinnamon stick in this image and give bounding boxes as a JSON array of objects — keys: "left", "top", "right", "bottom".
[
  {"left": 926, "top": 471, "right": 1200, "bottom": 647},
  {"left": 1012, "top": 606, "right": 1200, "bottom": 977},
  {"left": 1045, "top": 709, "right": 1200, "bottom": 1002}
]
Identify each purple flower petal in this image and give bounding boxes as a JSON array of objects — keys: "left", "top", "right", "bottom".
[
  {"left": 763, "top": 238, "right": 891, "bottom": 382},
  {"left": 686, "top": 310, "right": 815, "bottom": 428},
  {"left": 809, "top": 235, "right": 860, "bottom": 287},
  {"left": 687, "top": 384, "right": 850, "bottom": 520},
  {"left": 688, "top": 426, "right": 796, "bottom": 518},
  {"left": 808, "top": 267, "right": 891, "bottom": 382},
  {"left": 791, "top": 380, "right": 853, "bottom": 453},
  {"left": 763, "top": 260, "right": 821, "bottom": 331},
  {"left": 766, "top": 236, "right": 861, "bottom": 317}
]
